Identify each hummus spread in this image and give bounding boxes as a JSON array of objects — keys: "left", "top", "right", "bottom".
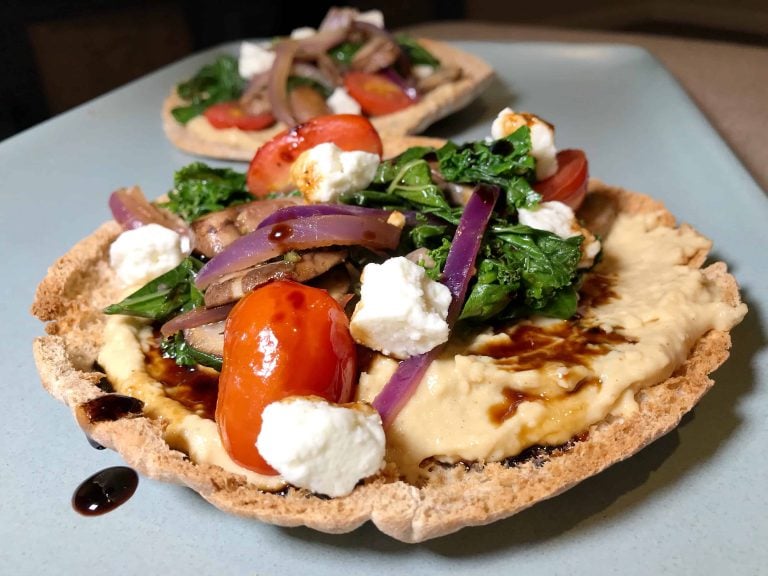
[
  {"left": 97, "top": 210, "right": 746, "bottom": 488},
  {"left": 186, "top": 116, "right": 285, "bottom": 150},
  {"left": 357, "top": 210, "right": 747, "bottom": 480}
]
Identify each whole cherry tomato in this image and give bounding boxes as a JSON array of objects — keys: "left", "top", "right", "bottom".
[
  {"left": 533, "top": 149, "right": 589, "bottom": 211},
  {"left": 246, "top": 114, "right": 383, "bottom": 197},
  {"left": 203, "top": 101, "right": 276, "bottom": 131},
  {"left": 216, "top": 280, "right": 357, "bottom": 475},
  {"left": 343, "top": 71, "right": 414, "bottom": 117}
]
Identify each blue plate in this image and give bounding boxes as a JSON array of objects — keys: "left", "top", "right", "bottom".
[{"left": 2, "top": 41, "right": 766, "bottom": 575}]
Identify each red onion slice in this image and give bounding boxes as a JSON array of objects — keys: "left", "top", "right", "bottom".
[
  {"left": 256, "top": 204, "right": 394, "bottom": 229},
  {"left": 268, "top": 40, "right": 299, "bottom": 126},
  {"left": 318, "top": 7, "right": 355, "bottom": 32},
  {"left": 195, "top": 214, "right": 402, "bottom": 290},
  {"left": 294, "top": 27, "right": 350, "bottom": 57},
  {"left": 352, "top": 20, "right": 412, "bottom": 76},
  {"left": 381, "top": 68, "right": 418, "bottom": 101},
  {"left": 109, "top": 187, "right": 190, "bottom": 241},
  {"left": 441, "top": 185, "right": 500, "bottom": 323},
  {"left": 372, "top": 185, "right": 500, "bottom": 427},
  {"left": 159, "top": 303, "right": 234, "bottom": 338},
  {"left": 371, "top": 347, "right": 441, "bottom": 429}
]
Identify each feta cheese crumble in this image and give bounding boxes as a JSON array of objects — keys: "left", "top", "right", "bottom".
[
  {"left": 518, "top": 200, "right": 577, "bottom": 239},
  {"left": 238, "top": 41, "right": 275, "bottom": 79},
  {"left": 290, "top": 26, "right": 316, "bottom": 39},
  {"left": 518, "top": 201, "right": 601, "bottom": 268},
  {"left": 491, "top": 107, "right": 558, "bottom": 180},
  {"left": 355, "top": 9, "right": 385, "bottom": 28},
  {"left": 350, "top": 256, "right": 452, "bottom": 359},
  {"left": 257, "top": 397, "right": 385, "bottom": 497},
  {"left": 290, "top": 142, "right": 380, "bottom": 203},
  {"left": 109, "top": 223, "right": 188, "bottom": 287},
  {"left": 327, "top": 86, "right": 362, "bottom": 115}
]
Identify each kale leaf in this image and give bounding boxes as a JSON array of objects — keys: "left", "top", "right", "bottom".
[
  {"left": 342, "top": 146, "right": 461, "bottom": 224},
  {"left": 436, "top": 127, "right": 541, "bottom": 209},
  {"left": 104, "top": 257, "right": 204, "bottom": 322},
  {"left": 171, "top": 55, "right": 246, "bottom": 124},
  {"left": 460, "top": 226, "right": 583, "bottom": 322},
  {"left": 159, "top": 162, "right": 252, "bottom": 222},
  {"left": 341, "top": 130, "right": 588, "bottom": 324}
]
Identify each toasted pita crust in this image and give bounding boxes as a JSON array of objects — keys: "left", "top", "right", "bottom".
[
  {"left": 31, "top": 141, "right": 745, "bottom": 542},
  {"left": 162, "top": 39, "right": 495, "bottom": 161}
]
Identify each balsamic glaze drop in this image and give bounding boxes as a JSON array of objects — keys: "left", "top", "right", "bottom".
[
  {"left": 72, "top": 466, "right": 138, "bottom": 516},
  {"left": 81, "top": 394, "right": 144, "bottom": 423},
  {"left": 85, "top": 434, "right": 106, "bottom": 450}
]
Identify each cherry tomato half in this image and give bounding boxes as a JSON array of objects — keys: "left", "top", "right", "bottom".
[
  {"left": 343, "top": 71, "right": 414, "bottom": 117},
  {"left": 532, "top": 149, "right": 589, "bottom": 211},
  {"left": 203, "top": 101, "right": 276, "bottom": 131},
  {"left": 246, "top": 114, "right": 383, "bottom": 197},
  {"left": 216, "top": 280, "right": 357, "bottom": 475}
]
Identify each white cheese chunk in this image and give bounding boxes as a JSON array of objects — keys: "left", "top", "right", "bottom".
[
  {"left": 290, "top": 26, "right": 317, "bottom": 39},
  {"left": 350, "top": 256, "right": 452, "bottom": 359},
  {"left": 491, "top": 107, "right": 558, "bottom": 180},
  {"left": 518, "top": 201, "right": 601, "bottom": 268},
  {"left": 355, "top": 9, "right": 385, "bottom": 28},
  {"left": 109, "top": 223, "right": 188, "bottom": 287},
  {"left": 327, "top": 86, "right": 362, "bottom": 115},
  {"left": 257, "top": 397, "right": 385, "bottom": 497},
  {"left": 238, "top": 41, "right": 275, "bottom": 79},
  {"left": 412, "top": 64, "right": 436, "bottom": 79},
  {"left": 290, "top": 142, "right": 379, "bottom": 203},
  {"left": 518, "top": 201, "right": 578, "bottom": 239}
]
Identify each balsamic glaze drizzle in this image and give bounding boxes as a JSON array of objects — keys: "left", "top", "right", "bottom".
[{"left": 72, "top": 466, "right": 139, "bottom": 516}]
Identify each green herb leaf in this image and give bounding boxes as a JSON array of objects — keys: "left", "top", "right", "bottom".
[
  {"left": 265, "top": 189, "right": 302, "bottom": 200},
  {"left": 159, "top": 162, "right": 251, "bottom": 222},
  {"left": 171, "top": 55, "right": 246, "bottom": 124},
  {"left": 104, "top": 257, "right": 204, "bottom": 322},
  {"left": 327, "top": 41, "right": 362, "bottom": 66},
  {"left": 396, "top": 35, "right": 440, "bottom": 68},
  {"left": 436, "top": 127, "right": 541, "bottom": 209},
  {"left": 160, "top": 332, "right": 223, "bottom": 371},
  {"left": 409, "top": 222, "right": 448, "bottom": 247},
  {"left": 495, "top": 226, "right": 583, "bottom": 313},
  {"left": 385, "top": 158, "right": 450, "bottom": 210}
]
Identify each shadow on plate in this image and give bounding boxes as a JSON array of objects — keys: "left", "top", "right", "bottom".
[{"left": 279, "top": 292, "right": 762, "bottom": 555}]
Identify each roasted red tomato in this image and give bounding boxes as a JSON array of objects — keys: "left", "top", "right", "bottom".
[
  {"left": 216, "top": 280, "right": 357, "bottom": 475},
  {"left": 343, "top": 71, "right": 413, "bottom": 117},
  {"left": 532, "top": 149, "right": 589, "bottom": 211},
  {"left": 203, "top": 101, "right": 276, "bottom": 131},
  {"left": 246, "top": 114, "right": 383, "bottom": 197}
]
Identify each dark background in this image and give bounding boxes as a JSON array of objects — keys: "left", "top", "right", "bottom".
[{"left": 2, "top": 0, "right": 766, "bottom": 142}]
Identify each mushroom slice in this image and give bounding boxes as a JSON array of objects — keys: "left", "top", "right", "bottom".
[
  {"left": 203, "top": 250, "right": 348, "bottom": 308},
  {"left": 183, "top": 320, "right": 225, "bottom": 357},
  {"left": 234, "top": 198, "right": 304, "bottom": 236},
  {"left": 190, "top": 206, "right": 241, "bottom": 258},
  {"left": 204, "top": 260, "right": 296, "bottom": 308}
]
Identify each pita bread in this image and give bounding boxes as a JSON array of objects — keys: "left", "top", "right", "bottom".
[
  {"left": 30, "top": 139, "right": 745, "bottom": 542},
  {"left": 162, "top": 39, "right": 495, "bottom": 161}
]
